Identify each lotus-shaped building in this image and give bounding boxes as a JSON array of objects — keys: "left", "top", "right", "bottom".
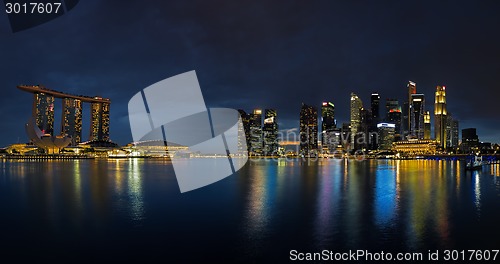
[{"left": 26, "top": 119, "right": 72, "bottom": 154}]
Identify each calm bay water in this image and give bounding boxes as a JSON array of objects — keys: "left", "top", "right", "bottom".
[{"left": 0, "top": 158, "right": 499, "bottom": 262}]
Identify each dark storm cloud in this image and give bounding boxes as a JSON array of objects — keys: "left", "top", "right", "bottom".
[{"left": 1, "top": 0, "right": 500, "bottom": 146}]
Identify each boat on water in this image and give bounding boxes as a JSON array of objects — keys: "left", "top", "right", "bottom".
[{"left": 466, "top": 155, "right": 483, "bottom": 170}]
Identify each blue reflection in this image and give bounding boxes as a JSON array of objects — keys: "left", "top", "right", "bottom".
[{"left": 374, "top": 162, "right": 397, "bottom": 228}]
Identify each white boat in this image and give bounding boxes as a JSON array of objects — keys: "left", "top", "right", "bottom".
[{"left": 466, "top": 155, "right": 483, "bottom": 170}]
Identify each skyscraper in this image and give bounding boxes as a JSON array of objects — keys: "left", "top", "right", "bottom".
[
  {"left": 446, "top": 114, "right": 459, "bottom": 148},
  {"left": 406, "top": 81, "right": 417, "bottom": 137},
  {"left": 371, "top": 93, "right": 380, "bottom": 122},
  {"left": 249, "top": 109, "right": 263, "bottom": 156},
  {"left": 321, "top": 101, "right": 335, "bottom": 153},
  {"left": 33, "top": 93, "right": 55, "bottom": 135},
  {"left": 424, "top": 111, "right": 431, "bottom": 139},
  {"left": 300, "top": 103, "right": 318, "bottom": 157},
  {"left": 461, "top": 128, "right": 478, "bottom": 153},
  {"left": 350, "top": 93, "right": 363, "bottom": 150},
  {"left": 90, "top": 102, "right": 110, "bottom": 141},
  {"left": 377, "top": 123, "right": 395, "bottom": 150},
  {"left": 263, "top": 109, "right": 279, "bottom": 156},
  {"left": 19, "top": 85, "right": 111, "bottom": 143},
  {"left": 434, "top": 85, "right": 447, "bottom": 148},
  {"left": 385, "top": 99, "right": 399, "bottom": 117},
  {"left": 410, "top": 93, "right": 425, "bottom": 139},
  {"left": 341, "top": 122, "right": 351, "bottom": 150},
  {"left": 451, "top": 119, "right": 459, "bottom": 148},
  {"left": 387, "top": 108, "right": 402, "bottom": 141},
  {"left": 237, "top": 109, "right": 251, "bottom": 154},
  {"left": 62, "top": 98, "right": 82, "bottom": 145},
  {"left": 360, "top": 107, "right": 373, "bottom": 150},
  {"left": 402, "top": 101, "right": 409, "bottom": 138}
]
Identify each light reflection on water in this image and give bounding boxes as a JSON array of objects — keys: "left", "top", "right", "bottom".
[
  {"left": 0, "top": 158, "right": 499, "bottom": 260},
  {"left": 240, "top": 159, "right": 500, "bottom": 254}
]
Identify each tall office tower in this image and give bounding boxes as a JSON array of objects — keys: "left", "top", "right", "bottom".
[
  {"left": 434, "top": 85, "right": 447, "bottom": 148},
  {"left": 407, "top": 81, "right": 416, "bottom": 134},
  {"left": 321, "top": 101, "right": 336, "bottom": 153},
  {"left": 402, "top": 101, "right": 409, "bottom": 138},
  {"left": 445, "top": 114, "right": 452, "bottom": 148},
  {"left": 341, "top": 122, "right": 351, "bottom": 150},
  {"left": 385, "top": 99, "right": 399, "bottom": 117},
  {"left": 424, "top": 111, "right": 431, "bottom": 139},
  {"left": 263, "top": 109, "right": 279, "bottom": 156},
  {"left": 299, "top": 103, "right": 318, "bottom": 157},
  {"left": 368, "top": 93, "right": 380, "bottom": 150},
  {"left": 360, "top": 107, "right": 373, "bottom": 150},
  {"left": 33, "top": 93, "right": 55, "bottom": 135},
  {"left": 61, "top": 98, "right": 83, "bottom": 145},
  {"left": 461, "top": 128, "right": 479, "bottom": 153},
  {"left": 237, "top": 109, "right": 251, "bottom": 153},
  {"left": 410, "top": 93, "right": 425, "bottom": 139},
  {"left": 385, "top": 98, "right": 401, "bottom": 137},
  {"left": 350, "top": 93, "right": 363, "bottom": 150},
  {"left": 377, "top": 123, "right": 395, "bottom": 150},
  {"left": 387, "top": 108, "right": 402, "bottom": 141},
  {"left": 371, "top": 93, "right": 380, "bottom": 122},
  {"left": 249, "top": 109, "right": 263, "bottom": 156},
  {"left": 446, "top": 114, "right": 459, "bottom": 148},
  {"left": 90, "top": 102, "right": 110, "bottom": 141},
  {"left": 451, "top": 119, "right": 459, "bottom": 148}
]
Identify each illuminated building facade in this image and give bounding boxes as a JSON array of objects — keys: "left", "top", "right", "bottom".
[
  {"left": 249, "top": 109, "right": 263, "bottom": 156},
  {"left": 350, "top": 93, "right": 363, "bottom": 150},
  {"left": 341, "top": 122, "right": 351, "bottom": 150},
  {"left": 237, "top": 109, "right": 251, "bottom": 153},
  {"left": 445, "top": 114, "right": 459, "bottom": 148},
  {"left": 385, "top": 99, "right": 402, "bottom": 138},
  {"left": 404, "top": 81, "right": 417, "bottom": 137},
  {"left": 424, "top": 111, "right": 431, "bottom": 139},
  {"left": 62, "top": 98, "right": 82, "bottom": 145},
  {"left": 300, "top": 103, "right": 318, "bottom": 157},
  {"left": 451, "top": 119, "right": 459, "bottom": 148},
  {"left": 434, "top": 85, "right": 447, "bottom": 148},
  {"left": 410, "top": 93, "right": 425, "bottom": 139},
  {"left": 33, "top": 93, "right": 55, "bottom": 135},
  {"left": 19, "top": 85, "right": 111, "bottom": 145},
  {"left": 377, "top": 123, "right": 395, "bottom": 150},
  {"left": 371, "top": 93, "right": 380, "bottom": 122},
  {"left": 321, "top": 101, "right": 336, "bottom": 153},
  {"left": 90, "top": 102, "right": 110, "bottom": 141},
  {"left": 263, "top": 109, "right": 279, "bottom": 156},
  {"left": 385, "top": 99, "right": 399, "bottom": 116},
  {"left": 393, "top": 139, "right": 438, "bottom": 156}
]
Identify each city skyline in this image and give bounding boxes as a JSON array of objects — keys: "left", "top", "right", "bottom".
[
  {"left": 2, "top": 1, "right": 500, "bottom": 146},
  {"left": 7, "top": 81, "right": 496, "bottom": 149}
]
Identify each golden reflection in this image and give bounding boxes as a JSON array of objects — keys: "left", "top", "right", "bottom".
[
  {"left": 402, "top": 159, "right": 450, "bottom": 248},
  {"left": 128, "top": 158, "right": 145, "bottom": 222},
  {"left": 489, "top": 163, "right": 500, "bottom": 176},
  {"left": 73, "top": 160, "right": 82, "bottom": 216},
  {"left": 114, "top": 159, "right": 124, "bottom": 195},
  {"left": 245, "top": 164, "right": 270, "bottom": 240}
]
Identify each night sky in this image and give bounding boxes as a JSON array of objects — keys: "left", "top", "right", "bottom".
[{"left": 1, "top": 0, "right": 500, "bottom": 147}]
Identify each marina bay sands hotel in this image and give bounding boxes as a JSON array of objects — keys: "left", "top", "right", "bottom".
[{"left": 17, "top": 85, "right": 111, "bottom": 145}]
